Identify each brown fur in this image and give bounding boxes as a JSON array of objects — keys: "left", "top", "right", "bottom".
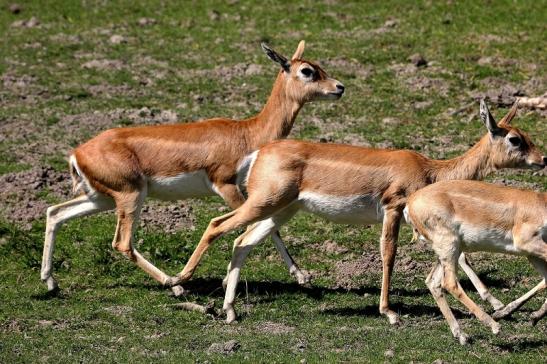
[
  {"left": 182, "top": 101, "right": 545, "bottom": 324},
  {"left": 406, "top": 180, "right": 546, "bottom": 343},
  {"left": 40, "top": 41, "right": 344, "bottom": 293}
]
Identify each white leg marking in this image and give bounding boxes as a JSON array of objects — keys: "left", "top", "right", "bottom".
[{"left": 41, "top": 194, "right": 114, "bottom": 290}]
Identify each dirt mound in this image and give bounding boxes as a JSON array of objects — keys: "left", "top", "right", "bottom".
[
  {"left": 140, "top": 202, "right": 195, "bottom": 234},
  {"left": 313, "top": 240, "right": 349, "bottom": 254},
  {"left": 0, "top": 165, "right": 195, "bottom": 233},
  {"left": 333, "top": 252, "right": 382, "bottom": 289},
  {"left": 0, "top": 167, "right": 71, "bottom": 229},
  {"left": 255, "top": 321, "right": 295, "bottom": 334}
]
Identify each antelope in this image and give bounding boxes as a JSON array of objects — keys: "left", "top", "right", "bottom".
[
  {"left": 40, "top": 41, "right": 345, "bottom": 295},
  {"left": 176, "top": 100, "right": 545, "bottom": 324},
  {"left": 405, "top": 180, "right": 546, "bottom": 345}
]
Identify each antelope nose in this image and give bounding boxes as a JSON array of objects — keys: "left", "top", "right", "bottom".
[
  {"left": 336, "top": 83, "right": 345, "bottom": 93},
  {"left": 543, "top": 156, "right": 547, "bottom": 166}
]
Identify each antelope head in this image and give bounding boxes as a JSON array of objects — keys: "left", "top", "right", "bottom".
[
  {"left": 480, "top": 99, "right": 546, "bottom": 170},
  {"left": 261, "top": 40, "right": 345, "bottom": 103}
]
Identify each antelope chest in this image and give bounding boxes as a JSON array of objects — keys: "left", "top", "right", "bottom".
[
  {"left": 298, "top": 191, "right": 384, "bottom": 224},
  {"left": 148, "top": 171, "right": 217, "bottom": 200}
]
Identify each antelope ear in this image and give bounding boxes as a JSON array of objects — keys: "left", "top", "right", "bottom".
[
  {"left": 261, "top": 43, "right": 290, "bottom": 72},
  {"left": 480, "top": 99, "right": 501, "bottom": 135},
  {"left": 291, "top": 40, "right": 305, "bottom": 60},
  {"left": 498, "top": 100, "right": 519, "bottom": 126}
]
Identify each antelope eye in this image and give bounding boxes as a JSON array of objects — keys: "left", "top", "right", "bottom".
[
  {"left": 508, "top": 136, "right": 521, "bottom": 146},
  {"left": 300, "top": 68, "right": 314, "bottom": 77}
]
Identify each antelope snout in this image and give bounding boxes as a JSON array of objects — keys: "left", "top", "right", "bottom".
[{"left": 335, "top": 83, "right": 345, "bottom": 94}]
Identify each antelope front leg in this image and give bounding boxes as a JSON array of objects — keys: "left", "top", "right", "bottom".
[
  {"left": 111, "top": 191, "right": 183, "bottom": 295},
  {"left": 458, "top": 253, "right": 505, "bottom": 310},
  {"left": 171, "top": 210, "right": 239, "bottom": 285},
  {"left": 379, "top": 208, "right": 402, "bottom": 325}
]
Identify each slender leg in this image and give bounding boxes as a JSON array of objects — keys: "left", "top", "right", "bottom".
[
  {"left": 531, "top": 299, "right": 547, "bottom": 325},
  {"left": 171, "top": 209, "right": 240, "bottom": 285},
  {"left": 224, "top": 206, "right": 298, "bottom": 323},
  {"left": 440, "top": 258, "right": 500, "bottom": 335},
  {"left": 271, "top": 231, "right": 311, "bottom": 285},
  {"left": 458, "top": 253, "right": 505, "bottom": 310},
  {"left": 217, "top": 183, "right": 309, "bottom": 285},
  {"left": 174, "top": 178, "right": 299, "bottom": 285},
  {"left": 111, "top": 191, "right": 175, "bottom": 288},
  {"left": 426, "top": 262, "right": 469, "bottom": 345},
  {"left": 493, "top": 256, "right": 546, "bottom": 320},
  {"left": 379, "top": 208, "right": 402, "bottom": 325},
  {"left": 41, "top": 194, "right": 115, "bottom": 291}
]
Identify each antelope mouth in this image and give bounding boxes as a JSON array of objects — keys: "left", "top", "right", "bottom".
[
  {"left": 327, "top": 90, "right": 344, "bottom": 99},
  {"left": 529, "top": 162, "right": 546, "bottom": 170}
]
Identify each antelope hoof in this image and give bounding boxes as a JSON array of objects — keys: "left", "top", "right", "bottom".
[
  {"left": 456, "top": 331, "right": 469, "bottom": 346},
  {"left": 171, "top": 285, "right": 186, "bottom": 297},
  {"left": 492, "top": 307, "right": 511, "bottom": 320},
  {"left": 225, "top": 307, "right": 237, "bottom": 324},
  {"left": 294, "top": 269, "right": 312, "bottom": 286},
  {"left": 44, "top": 276, "right": 58, "bottom": 292},
  {"left": 382, "top": 309, "right": 400, "bottom": 326},
  {"left": 491, "top": 321, "right": 501, "bottom": 335},
  {"left": 530, "top": 309, "right": 545, "bottom": 326}
]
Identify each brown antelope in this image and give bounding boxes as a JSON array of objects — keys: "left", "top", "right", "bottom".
[
  {"left": 40, "top": 41, "right": 345, "bottom": 295},
  {"left": 176, "top": 100, "right": 545, "bottom": 324},
  {"left": 405, "top": 180, "right": 546, "bottom": 345}
]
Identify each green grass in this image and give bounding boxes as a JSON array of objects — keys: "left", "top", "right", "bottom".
[{"left": 1, "top": 1, "right": 546, "bottom": 362}]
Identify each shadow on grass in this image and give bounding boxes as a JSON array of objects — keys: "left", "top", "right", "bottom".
[
  {"left": 181, "top": 277, "right": 431, "bottom": 299},
  {"left": 493, "top": 338, "right": 547, "bottom": 352},
  {"left": 320, "top": 301, "right": 468, "bottom": 319},
  {"left": 30, "top": 287, "right": 63, "bottom": 301}
]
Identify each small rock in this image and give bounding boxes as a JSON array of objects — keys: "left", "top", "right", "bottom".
[
  {"left": 414, "top": 100, "right": 433, "bottom": 110},
  {"left": 382, "top": 117, "right": 403, "bottom": 125},
  {"left": 26, "top": 16, "right": 39, "bottom": 27},
  {"left": 223, "top": 340, "right": 240, "bottom": 353},
  {"left": 207, "top": 340, "right": 240, "bottom": 355},
  {"left": 9, "top": 3, "right": 22, "bottom": 14},
  {"left": 11, "top": 16, "right": 39, "bottom": 28},
  {"left": 384, "top": 349, "right": 395, "bottom": 358},
  {"left": 432, "top": 360, "right": 444, "bottom": 364},
  {"left": 209, "top": 10, "right": 220, "bottom": 21},
  {"left": 137, "top": 17, "right": 156, "bottom": 26},
  {"left": 408, "top": 53, "right": 428, "bottom": 67},
  {"left": 109, "top": 34, "right": 126, "bottom": 44},
  {"left": 10, "top": 19, "right": 25, "bottom": 27},
  {"left": 384, "top": 19, "right": 398, "bottom": 28},
  {"left": 292, "top": 339, "right": 307, "bottom": 353}
]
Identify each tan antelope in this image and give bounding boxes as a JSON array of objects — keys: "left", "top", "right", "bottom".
[
  {"left": 405, "top": 180, "right": 546, "bottom": 345},
  {"left": 176, "top": 100, "right": 545, "bottom": 324},
  {"left": 40, "top": 41, "right": 345, "bottom": 295}
]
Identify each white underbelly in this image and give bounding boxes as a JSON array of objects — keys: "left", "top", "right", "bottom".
[
  {"left": 460, "top": 225, "right": 518, "bottom": 254},
  {"left": 298, "top": 191, "right": 384, "bottom": 225},
  {"left": 148, "top": 170, "right": 217, "bottom": 200}
]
